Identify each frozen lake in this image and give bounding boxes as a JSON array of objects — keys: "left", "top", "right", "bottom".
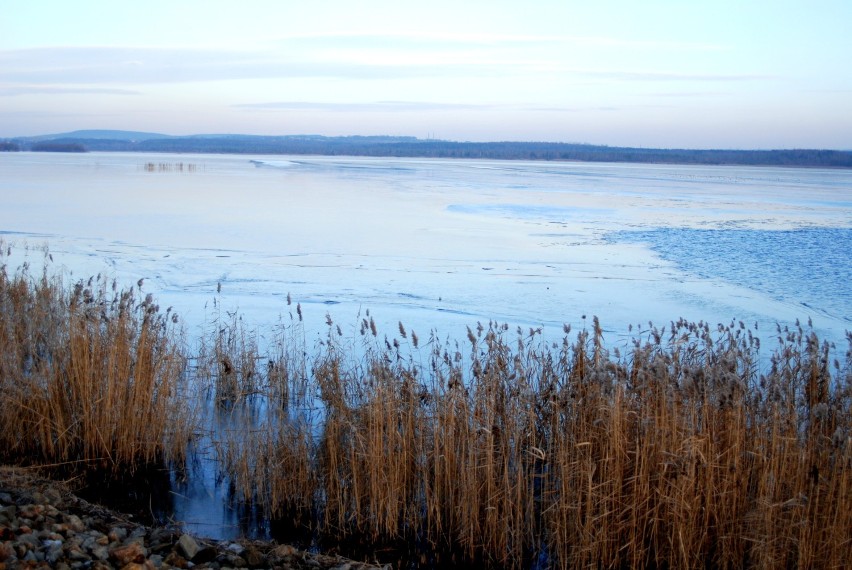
[
  {"left": 1, "top": 151, "right": 850, "bottom": 350},
  {"left": 3, "top": 150, "right": 851, "bottom": 541}
]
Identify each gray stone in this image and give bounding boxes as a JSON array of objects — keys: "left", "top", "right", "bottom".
[
  {"left": 67, "top": 545, "right": 91, "bottom": 562},
  {"left": 64, "top": 513, "right": 86, "bottom": 533},
  {"left": 0, "top": 504, "right": 16, "bottom": 525},
  {"left": 178, "top": 532, "right": 200, "bottom": 560},
  {"left": 91, "top": 544, "right": 110, "bottom": 560},
  {"left": 46, "top": 543, "right": 65, "bottom": 564},
  {"left": 18, "top": 532, "right": 41, "bottom": 549},
  {"left": 108, "top": 526, "right": 128, "bottom": 542},
  {"left": 80, "top": 535, "right": 98, "bottom": 551}
]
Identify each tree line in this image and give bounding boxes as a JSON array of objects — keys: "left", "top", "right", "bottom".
[{"left": 6, "top": 135, "right": 852, "bottom": 167}]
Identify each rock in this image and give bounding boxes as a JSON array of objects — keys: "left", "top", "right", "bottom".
[
  {"left": 120, "top": 562, "right": 156, "bottom": 570},
  {"left": 110, "top": 541, "right": 147, "bottom": 565},
  {"left": 108, "top": 526, "right": 128, "bottom": 543},
  {"left": 45, "top": 542, "right": 65, "bottom": 564},
  {"left": 272, "top": 544, "right": 296, "bottom": 558},
  {"left": 0, "top": 505, "right": 15, "bottom": 525},
  {"left": 243, "top": 547, "right": 264, "bottom": 567},
  {"left": 177, "top": 532, "right": 200, "bottom": 560},
  {"left": 18, "top": 532, "right": 40, "bottom": 549},
  {"left": 164, "top": 550, "right": 189, "bottom": 568},
  {"left": 64, "top": 514, "right": 86, "bottom": 533},
  {"left": 91, "top": 544, "right": 110, "bottom": 560},
  {"left": 66, "top": 544, "right": 90, "bottom": 562},
  {"left": 1, "top": 468, "right": 385, "bottom": 570},
  {"left": 194, "top": 545, "right": 218, "bottom": 563}
]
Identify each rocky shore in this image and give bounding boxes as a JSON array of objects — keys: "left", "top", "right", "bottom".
[{"left": 0, "top": 467, "right": 384, "bottom": 570}]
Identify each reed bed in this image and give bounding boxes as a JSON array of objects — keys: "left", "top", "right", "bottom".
[
  {"left": 217, "top": 317, "right": 852, "bottom": 569},
  {"left": 140, "top": 161, "right": 200, "bottom": 173},
  {"left": 1, "top": 245, "right": 850, "bottom": 568},
  {"left": 0, "top": 247, "right": 193, "bottom": 472}
]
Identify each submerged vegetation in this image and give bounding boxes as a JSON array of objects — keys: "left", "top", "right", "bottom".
[{"left": 1, "top": 245, "right": 850, "bottom": 569}]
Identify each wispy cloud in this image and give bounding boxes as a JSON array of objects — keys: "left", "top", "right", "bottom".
[
  {"left": 0, "top": 85, "right": 140, "bottom": 96},
  {"left": 0, "top": 46, "right": 508, "bottom": 84},
  {"left": 528, "top": 104, "right": 674, "bottom": 112},
  {"left": 234, "top": 101, "right": 494, "bottom": 112},
  {"left": 0, "top": 40, "right": 749, "bottom": 89},
  {"left": 236, "top": 101, "right": 679, "bottom": 115},
  {"left": 641, "top": 91, "right": 726, "bottom": 98},
  {"left": 572, "top": 70, "right": 769, "bottom": 82},
  {"left": 269, "top": 31, "right": 727, "bottom": 52}
]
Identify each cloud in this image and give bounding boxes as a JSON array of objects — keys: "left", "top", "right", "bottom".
[
  {"left": 572, "top": 70, "right": 768, "bottom": 82},
  {"left": 641, "top": 91, "right": 725, "bottom": 98},
  {"left": 0, "top": 46, "right": 513, "bottom": 85},
  {"left": 527, "top": 104, "right": 674, "bottom": 113},
  {"left": 0, "top": 85, "right": 140, "bottom": 96},
  {"left": 234, "top": 101, "right": 494, "bottom": 112},
  {"left": 0, "top": 41, "right": 750, "bottom": 88},
  {"left": 271, "top": 31, "right": 726, "bottom": 52}
]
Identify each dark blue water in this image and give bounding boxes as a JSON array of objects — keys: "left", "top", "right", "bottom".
[{"left": 611, "top": 227, "right": 852, "bottom": 324}]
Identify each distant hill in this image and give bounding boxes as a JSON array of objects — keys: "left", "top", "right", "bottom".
[
  {"left": 21, "top": 130, "right": 172, "bottom": 142},
  {"left": 5, "top": 131, "right": 852, "bottom": 167}
]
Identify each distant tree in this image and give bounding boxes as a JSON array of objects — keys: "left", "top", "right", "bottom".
[
  {"left": 0, "top": 141, "right": 20, "bottom": 151},
  {"left": 31, "top": 142, "right": 87, "bottom": 152}
]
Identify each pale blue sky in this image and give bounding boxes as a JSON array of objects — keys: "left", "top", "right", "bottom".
[{"left": 1, "top": 0, "right": 850, "bottom": 148}]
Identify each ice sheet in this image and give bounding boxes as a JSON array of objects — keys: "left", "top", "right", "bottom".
[{"left": 1, "top": 152, "right": 850, "bottom": 350}]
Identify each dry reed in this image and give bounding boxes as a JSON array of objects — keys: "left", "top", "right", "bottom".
[
  {"left": 2, "top": 244, "right": 850, "bottom": 568},
  {"left": 217, "top": 314, "right": 851, "bottom": 569},
  {"left": 0, "top": 245, "right": 192, "bottom": 472}
]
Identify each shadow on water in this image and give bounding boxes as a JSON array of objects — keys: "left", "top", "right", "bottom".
[
  {"left": 71, "top": 464, "right": 175, "bottom": 527},
  {"left": 66, "top": 384, "right": 549, "bottom": 569}
]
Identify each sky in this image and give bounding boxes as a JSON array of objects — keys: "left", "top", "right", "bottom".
[{"left": 1, "top": 0, "right": 851, "bottom": 149}]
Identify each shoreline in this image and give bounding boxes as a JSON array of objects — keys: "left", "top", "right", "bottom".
[{"left": 0, "top": 466, "right": 384, "bottom": 570}]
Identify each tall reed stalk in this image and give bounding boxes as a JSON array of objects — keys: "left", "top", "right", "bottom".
[
  {"left": 218, "top": 315, "right": 851, "bottom": 568},
  {"left": 2, "top": 244, "right": 850, "bottom": 568},
  {"left": 0, "top": 247, "right": 191, "bottom": 471}
]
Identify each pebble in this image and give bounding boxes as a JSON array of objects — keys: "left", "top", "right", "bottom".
[{"left": 0, "top": 468, "right": 386, "bottom": 569}]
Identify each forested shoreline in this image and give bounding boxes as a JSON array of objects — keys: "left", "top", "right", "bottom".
[{"left": 4, "top": 132, "right": 852, "bottom": 167}]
